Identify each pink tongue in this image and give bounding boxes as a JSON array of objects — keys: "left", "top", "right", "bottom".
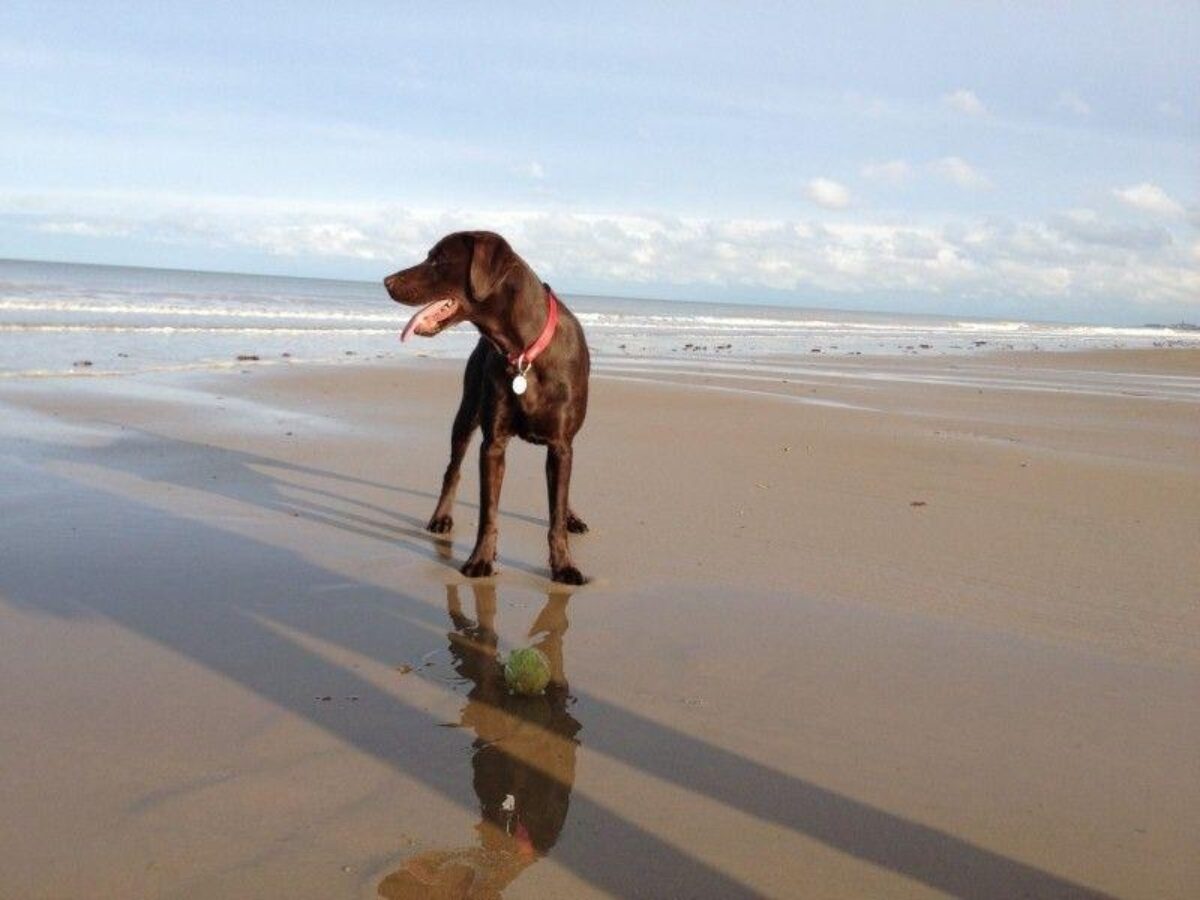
[{"left": 400, "top": 298, "right": 454, "bottom": 342}]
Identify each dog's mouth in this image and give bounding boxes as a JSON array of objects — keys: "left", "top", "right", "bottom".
[{"left": 401, "top": 296, "right": 463, "bottom": 341}]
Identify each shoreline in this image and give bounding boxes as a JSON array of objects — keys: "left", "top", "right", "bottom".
[
  {"left": 3, "top": 340, "right": 1200, "bottom": 380},
  {"left": 6, "top": 254, "right": 1200, "bottom": 377}
]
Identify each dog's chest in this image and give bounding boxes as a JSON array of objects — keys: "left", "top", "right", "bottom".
[{"left": 507, "top": 378, "right": 567, "bottom": 444}]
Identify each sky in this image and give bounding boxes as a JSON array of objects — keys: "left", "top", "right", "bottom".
[{"left": 1, "top": 1, "right": 1197, "bottom": 324}]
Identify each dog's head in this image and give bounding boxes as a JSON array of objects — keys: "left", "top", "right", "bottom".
[{"left": 384, "top": 231, "right": 518, "bottom": 341}]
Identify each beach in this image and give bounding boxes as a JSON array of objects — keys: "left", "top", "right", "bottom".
[
  {"left": 5, "top": 0, "right": 1198, "bottom": 893},
  {"left": 1, "top": 346, "right": 1197, "bottom": 898}
]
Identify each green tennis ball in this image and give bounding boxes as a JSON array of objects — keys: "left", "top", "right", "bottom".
[{"left": 504, "top": 647, "right": 551, "bottom": 696}]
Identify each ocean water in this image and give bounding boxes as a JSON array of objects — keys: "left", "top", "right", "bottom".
[{"left": 1, "top": 258, "right": 1196, "bottom": 378}]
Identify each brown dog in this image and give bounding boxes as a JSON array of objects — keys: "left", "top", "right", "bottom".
[{"left": 384, "top": 232, "right": 589, "bottom": 584}]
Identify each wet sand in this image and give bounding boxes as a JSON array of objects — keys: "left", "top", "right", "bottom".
[{"left": 1, "top": 349, "right": 1197, "bottom": 898}]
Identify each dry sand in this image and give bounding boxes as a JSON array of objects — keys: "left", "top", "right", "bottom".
[{"left": 1, "top": 348, "right": 1197, "bottom": 899}]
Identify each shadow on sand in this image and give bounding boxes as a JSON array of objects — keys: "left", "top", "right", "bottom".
[{"left": 0, "top": 426, "right": 1112, "bottom": 898}]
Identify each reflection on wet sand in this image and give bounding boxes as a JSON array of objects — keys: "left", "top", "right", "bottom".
[{"left": 379, "top": 585, "right": 580, "bottom": 899}]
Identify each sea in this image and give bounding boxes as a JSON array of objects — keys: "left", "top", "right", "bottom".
[{"left": 2, "top": 258, "right": 1197, "bottom": 378}]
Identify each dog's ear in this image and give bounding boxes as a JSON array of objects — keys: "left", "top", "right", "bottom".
[{"left": 468, "top": 232, "right": 515, "bottom": 301}]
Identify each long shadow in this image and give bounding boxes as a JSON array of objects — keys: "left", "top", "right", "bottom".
[
  {"left": 0, "top": 460, "right": 757, "bottom": 898},
  {"left": 0, "top": 428, "right": 1114, "bottom": 898},
  {"left": 89, "top": 421, "right": 549, "bottom": 577},
  {"left": 136, "top": 430, "right": 553, "bottom": 530}
]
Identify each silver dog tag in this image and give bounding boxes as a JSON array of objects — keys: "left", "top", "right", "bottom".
[{"left": 512, "top": 373, "right": 528, "bottom": 395}]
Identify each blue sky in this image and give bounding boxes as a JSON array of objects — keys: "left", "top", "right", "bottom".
[{"left": 1, "top": 1, "right": 1197, "bottom": 323}]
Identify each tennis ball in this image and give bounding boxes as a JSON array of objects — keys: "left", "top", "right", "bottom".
[{"left": 503, "top": 647, "right": 551, "bottom": 696}]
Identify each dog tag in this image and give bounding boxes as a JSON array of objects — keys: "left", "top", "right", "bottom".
[{"left": 512, "top": 373, "right": 528, "bottom": 395}]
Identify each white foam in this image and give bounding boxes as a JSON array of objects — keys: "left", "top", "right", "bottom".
[
  {"left": 6, "top": 297, "right": 1196, "bottom": 342},
  {"left": 0, "top": 324, "right": 395, "bottom": 335},
  {"left": 0, "top": 297, "right": 405, "bottom": 324}
]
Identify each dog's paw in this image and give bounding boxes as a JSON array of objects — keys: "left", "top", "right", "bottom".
[
  {"left": 566, "top": 512, "right": 589, "bottom": 534},
  {"left": 427, "top": 514, "right": 454, "bottom": 534},
  {"left": 460, "top": 558, "right": 494, "bottom": 579},
  {"left": 551, "top": 565, "right": 587, "bottom": 586}
]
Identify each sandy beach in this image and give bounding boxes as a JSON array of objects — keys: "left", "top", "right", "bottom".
[{"left": 1, "top": 348, "right": 1197, "bottom": 899}]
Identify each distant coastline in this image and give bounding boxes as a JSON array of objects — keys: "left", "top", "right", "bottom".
[{"left": 1144, "top": 322, "right": 1199, "bottom": 332}]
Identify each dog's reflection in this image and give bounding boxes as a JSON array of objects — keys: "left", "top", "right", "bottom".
[{"left": 378, "top": 584, "right": 581, "bottom": 899}]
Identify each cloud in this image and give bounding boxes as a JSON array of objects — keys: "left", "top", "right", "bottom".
[
  {"left": 1156, "top": 99, "right": 1183, "bottom": 119},
  {"left": 525, "top": 161, "right": 546, "bottom": 179},
  {"left": 1056, "top": 90, "right": 1091, "bottom": 117},
  {"left": 930, "top": 156, "right": 991, "bottom": 190},
  {"left": 245, "top": 222, "right": 378, "bottom": 259},
  {"left": 943, "top": 89, "right": 986, "bottom": 116},
  {"left": 860, "top": 159, "right": 912, "bottom": 184},
  {"left": 1049, "top": 209, "right": 1171, "bottom": 250},
  {"left": 805, "top": 178, "right": 851, "bottom": 210},
  {"left": 1113, "top": 182, "right": 1185, "bottom": 217},
  {"left": 4, "top": 189, "right": 1198, "bottom": 309},
  {"left": 34, "top": 220, "right": 134, "bottom": 238}
]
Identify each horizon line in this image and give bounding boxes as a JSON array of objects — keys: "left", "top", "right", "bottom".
[{"left": 3, "top": 254, "right": 1177, "bottom": 331}]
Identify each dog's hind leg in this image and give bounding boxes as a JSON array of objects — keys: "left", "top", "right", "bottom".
[
  {"left": 427, "top": 341, "right": 485, "bottom": 533},
  {"left": 427, "top": 401, "right": 477, "bottom": 532}
]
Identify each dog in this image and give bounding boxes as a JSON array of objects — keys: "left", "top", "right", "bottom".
[{"left": 384, "top": 231, "right": 590, "bottom": 584}]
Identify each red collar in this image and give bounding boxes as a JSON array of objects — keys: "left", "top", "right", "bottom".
[{"left": 510, "top": 286, "right": 559, "bottom": 372}]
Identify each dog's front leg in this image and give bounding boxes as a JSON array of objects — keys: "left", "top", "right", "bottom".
[
  {"left": 546, "top": 441, "right": 585, "bottom": 584},
  {"left": 461, "top": 435, "right": 508, "bottom": 578},
  {"left": 429, "top": 342, "right": 485, "bottom": 533}
]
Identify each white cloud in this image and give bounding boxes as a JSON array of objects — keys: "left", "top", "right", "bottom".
[
  {"left": 35, "top": 220, "right": 134, "bottom": 238},
  {"left": 805, "top": 178, "right": 851, "bottom": 210},
  {"left": 943, "top": 89, "right": 986, "bottom": 116},
  {"left": 1113, "top": 182, "right": 1185, "bottom": 217},
  {"left": 5, "top": 188, "right": 1199, "bottom": 309},
  {"left": 1156, "top": 99, "right": 1183, "bottom": 119},
  {"left": 930, "top": 156, "right": 992, "bottom": 190},
  {"left": 246, "top": 223, "right": 378, "bottom": 259},
  {"left": 1056, "top": 90, "right": 1091, "bottom": 117},
  {"left": 1049, "top": 209, "right": 1171, "bottom": 250},
  {"left": 860, "top": 159, "right": 912, "bottom": 184},
  {"left": 525, "top": 161, "right": 546, "bottom": 179}
]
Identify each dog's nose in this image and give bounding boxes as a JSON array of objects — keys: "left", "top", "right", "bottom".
[{"left": 384, "top": 273, "right": 406, "bottom": 297}]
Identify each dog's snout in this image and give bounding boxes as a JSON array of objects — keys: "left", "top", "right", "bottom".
[{"left": 384, "top": 272, "right": 408, "bottom": 301}]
